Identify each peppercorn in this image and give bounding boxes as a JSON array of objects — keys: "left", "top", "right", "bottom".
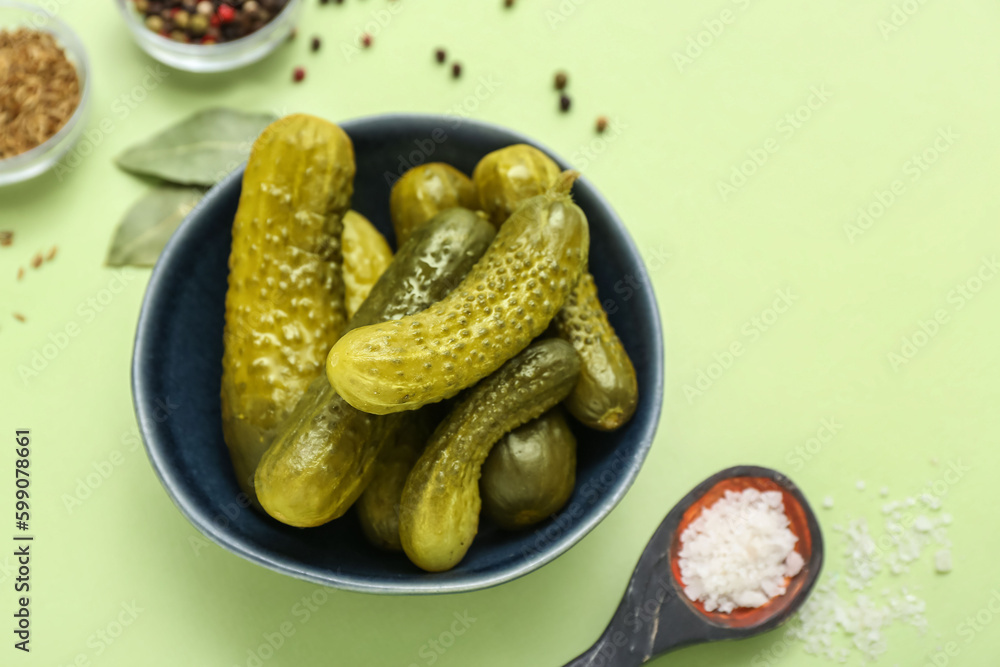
[
  {"left": 361, "top": 32, "right": 372, "bottom": 47},
  {"left": 504, "top": 0, "right": 514, "bottom": 7},
  {"left": 195, "top": 1, "right": 213, "bottom": 15},
  {"left": 189, "top": 12, "right": 208, "bottom": 33},
  {"left": 173, "top": 9, "right": 190, "bottom": 27},
  {"left": 135, "top": 0, "right": 149, "bottom": 11},
  {"left": 145, "top": 14, "right": 165, "bottom": 32},
  {"left": 435, "top": 48, "right": 446, "bottom": 63},
  {"left": 170, "top": 29, "right": 189, "bottom": 42},
  {"left": 217, "top": 3, "right": 235, "bottom": 22},
  {"left": 311, "top": 36, "right": 321, "bottom": 51},
  {"left": 244, "top": 0, "right": 259, "bottom": 14},
  {"left": 595, "top": 116, "right": 609, "bottom": 133},
  {"left": 293, "top": 66, "right": 305, "bottom": 82},
  {"left": 559, "top": 94, "right": 571, "bottom": 112},
  {"left": 452, "top": 62, "right": 462, "bottom": 78},
  {"left": 554, "top": 71, "right": 568, "bottom": 90}
]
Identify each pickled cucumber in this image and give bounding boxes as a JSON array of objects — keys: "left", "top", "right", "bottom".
[
  {"left": 254, "top": 211, "right": 496, "bottom": 527},
  {"left": 399, "top": 339, "right": 581, "bottom": 572},
  {"left": 472, "top": 144, "right": 561, "bottom": 227},
  {"left": 480, "top": 409, "right": 577, "bottom": 529},
  {"left": 221, "top": 114, "right": 355, "bottom": 498},
  {"left": 356, "top": 409, "right": 438, "bottom": 550},
  {"left": 555, "top": 273, "right": 638, "bottom": 430},
  {"left": 390, "top": 163, "right": 477, "bottom": 245},
  {"left": 327, "top": 170, "right": 589, "bottom": 415},
  {"left": 343, "top": 210, "right": 393, "bottom": 318}
]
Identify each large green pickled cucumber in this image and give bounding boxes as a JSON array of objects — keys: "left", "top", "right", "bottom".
[
  {"left": 480, "top": 409, "right": 577, "bottom": 529},
  {"left": 390, "top": 163, "right": 478, "bottom": 245},
  {"left": 399, "top": 338, "right": 581, "bottom": 572},
  {"left": 475, "top": 147, "right": 638, "bottom": 431},
  {"left": 555, "top": 273, "right": 638, "bottom": 430},
  {"left": 327, "top": 171, "right": 589, "bottom": 415},
  {"left": 254, "top": 210, "right": 496, "bottom": 527},
  {"left": 356, "top": 408, "right": 439, "bottom": 550},
  {"left": 473, "top": 144, "right": 561, "bottom": 228},
  {"left": 221, "top": 114, "right": 355, "bottom": 498}
]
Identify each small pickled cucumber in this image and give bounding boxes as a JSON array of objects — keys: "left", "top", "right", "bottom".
[
  {"left": 356, "top": 409, "right": 438, "bottom": 550},
  {"left": 254, "top": 211, "right": 496, "bottom": 527},
  {"left": 472, "top": 144, "right": 561, "bottom": 227},
  {"left": 343, "top": 210, "right": 393, "bottom": 319},
  {"left": 390, "top": 163, "right": 477, "bottom": 245},
  {"left": 480, "top": 409, "right": 576, "bottom": 529},
  {"left": 555, "top": 273, "right": 638, "bottom": 430},
  {"left": 327, "top": 171, "right": 589, "bottom": 415},
  {"left": 474, "top": 146, "right": 638, "bottom": 431},
  {"left": 399, "top": 339, "right": 581, "bottom": 572},
  {"left": 221, "top": 114, "right": 354, "bottom": 497}
]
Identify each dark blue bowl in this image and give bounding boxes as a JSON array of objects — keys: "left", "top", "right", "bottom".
[{"left": 132, "top": 114, "right": 664, "bottom": 594}]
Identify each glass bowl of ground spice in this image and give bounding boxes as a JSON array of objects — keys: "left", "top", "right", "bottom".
[
  {"left": 115, "top": 0, "right": 302, "bottom": 73},
  {"left": 0, "top": 2, "right": 90, "bottom": 186}
]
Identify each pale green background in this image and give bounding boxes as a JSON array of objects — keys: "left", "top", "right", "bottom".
[{"left": 1, "top": 0, "right": 997, "bottom": 665}]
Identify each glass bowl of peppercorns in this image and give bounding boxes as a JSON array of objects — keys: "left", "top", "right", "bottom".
[{"left": 114, "top": 0, "right": 302, "bottom": 73}]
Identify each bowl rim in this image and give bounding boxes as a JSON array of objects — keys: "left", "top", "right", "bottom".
[
  {"left": 132, "top": 113, "right": 665, "bottom": 594},
  {"left": 0, "top": 0, "right": 91, "bottom": 176}
]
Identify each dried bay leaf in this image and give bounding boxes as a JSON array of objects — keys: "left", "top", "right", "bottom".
[
  {"left": 115, "top": 108, "right": 276, "bottom": 186},
  {"left": 106, "top": 186, "right": 205, "bottom": 267}
]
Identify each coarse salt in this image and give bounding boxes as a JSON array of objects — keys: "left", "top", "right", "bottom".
[{"left": 678, "top": 488, "right": 803, "bottom": 613}]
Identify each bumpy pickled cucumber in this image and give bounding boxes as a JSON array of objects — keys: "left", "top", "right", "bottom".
[
  {"left": 357, "top": 409, "right": 438, "bottom": 550},
  {"left": 399, "top": 339, "right": 581, "bottom": 572},
  {"left": 327, "top": 171, "right": 589, "bottom": 415},
  {"left": 475, "top": 146, "right": 638, "bottom": 431},
  {"left": 343, "top": 210, "right": 393, "bottom": 318},
  {"left": 221, "top": 114, "right": 354, "bottom": 498},
  {"left": 254, "top": 211, "right": 496, "bottom": 527},
  {"left": 480, "top": 409, "right": 577, "bottom": 529},
  {"left": 390, "top": 163, "right": 477, "bottom": 245},
  {"left": 472, "top": 144, "right": 561, "bottom": 227},
  {"left": 555, "top": 273, "right": 638, "bottom": 430}
]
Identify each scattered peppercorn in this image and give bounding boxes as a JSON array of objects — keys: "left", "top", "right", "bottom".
[
  {"left": 504, "top": 0, "right": 515, "bottom": 7},
  {"left": 12, "top": 313, "right": 25, "bottom": 323},
  {"left": 452, "top": 62, "right": 462, "bottom": 78},
  {"left": 559, "top": 94, "right": 571, "bottom": 112},
  {"left": 596, "top": 116, "right": 608, "bottom": 133},
  {"left": 435, "top": 48, "right": 446, "bottom": 63},
  {"left": 30, "top": 252, "right": 42, "bottom": 268},
  {"left": 292, "top": 66, "right": 305, "bottom": 82},
  {"left": 554, "top": 71, "right": 568, "bottom": 90},
  {"left": 0, "top": 231, "right": 12, "bottom": 247},
  {"left": 361, "top": 32, "right": 372, "bottom": 47},
  {"left": 311, "top": 36, "right": 321, "bottom": 51},
  {"left": 320, "top": 0, "right": 328, "bottom": 4}
]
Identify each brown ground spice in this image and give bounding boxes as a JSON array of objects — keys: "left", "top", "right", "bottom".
[{"left": 0, "top": 28, "right": 81, "bottom": 159}]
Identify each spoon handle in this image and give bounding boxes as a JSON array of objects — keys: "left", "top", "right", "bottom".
[{"left": 563, "top": 521, "right": 716, "bottom": 666}]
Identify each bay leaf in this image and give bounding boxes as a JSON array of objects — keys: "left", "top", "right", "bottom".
[
  {"left": 115, "top": 108, "right": 276, "bottom": 186},
  {"left": 106, "top": 186, "right": 205, "bottom": 267}
]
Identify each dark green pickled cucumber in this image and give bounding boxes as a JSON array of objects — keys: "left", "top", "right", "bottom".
[
  {"left": 555, "top": 273, "right": 638, "bottom": 430},
  {"left": 399, "top": 338, "right": 581, "bottom": 572},
  {"left": 327, "top": 171, "right": 589, "bottom": 415},
  {"left": 255, "top": 211, "right": 496, "bottom": 527},
  {"left": 356, "top": 409, "right": 439, "bottom": 550},
  {"left": 481, "top": 409, "right": 577, "bottom": 529},
  {"left": 221, "top": 114, "right": 355, "bottom": 499}
]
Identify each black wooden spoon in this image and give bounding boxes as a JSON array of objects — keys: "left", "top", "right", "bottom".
[{"left": 564, "top": 465, "right": 824, "bottom": 666}]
